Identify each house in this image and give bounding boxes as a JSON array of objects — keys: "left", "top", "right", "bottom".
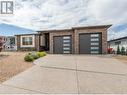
[
  {"left": 108, "top": 36, "right": 127, "bottom": 52},
  {"left": 0, "top": 36, "right": 6, "bottom": 51},
  {"left": 4, "top": 36, "right": 17, "bottom": 51},
  {"left": 15, "top": 25, "right": 111, "bottom": 54}
]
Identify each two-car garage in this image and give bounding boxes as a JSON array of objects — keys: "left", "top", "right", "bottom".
[{"left": 53, "top": 33, "right": 102, "bottom": 54}]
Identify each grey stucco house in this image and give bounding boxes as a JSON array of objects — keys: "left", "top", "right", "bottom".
[{"left": 15, "top": 25, "right": 111, "bottom": 54}]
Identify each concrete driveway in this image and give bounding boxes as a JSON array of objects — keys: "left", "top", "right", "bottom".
[{"left": 0, "top": 55, "right": 127, "bottom": 94}]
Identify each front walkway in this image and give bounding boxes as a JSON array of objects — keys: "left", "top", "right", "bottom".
[{"left": 0, "top": 55, "right": 127, "bottom": 94}]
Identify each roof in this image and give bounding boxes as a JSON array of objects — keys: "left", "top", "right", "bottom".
[
  {"left": 72, "top": 25, "right": 112, "bottom": 29},
  {"left": 108, "top": 36, "right": 127, "bottom": 42},
  {"left": 37, "top": 25, "right": 112, "bottom": 33},
  {"left": 37, "top": 29, "right": 72, "bottom": 33},
  {"left": 15, "top": 33, "right": 38, "bottom": 36}
]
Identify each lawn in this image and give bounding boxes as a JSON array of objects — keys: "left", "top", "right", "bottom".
[
  {"left": 114, "top": 55, "right": 127, "bottom": 63},
  {"left": 0, "top": 52, "right": 34, "bottom": 83}
]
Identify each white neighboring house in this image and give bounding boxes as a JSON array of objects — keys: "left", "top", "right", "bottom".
[
  {"left": 108, "top": 37, "right": 127, "bottom": 52},
  {"left": 4, "top": 36, "right": 17, "bottom": 51}
]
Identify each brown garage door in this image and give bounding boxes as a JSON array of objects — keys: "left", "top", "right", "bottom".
[
  {"left": 53, "top": 36, "right": 72, "bottom": 54},
  {"left": 79, "top": 33, "right": 102, "bottom": 54}
]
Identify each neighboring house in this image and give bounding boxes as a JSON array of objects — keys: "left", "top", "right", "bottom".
[
  {"left": 15, "top": 25, "right": 111, "bottom": 54},
  {"left": 108, "top": 36, "right": 127, "bottom": 52},
  {"left": 4, "top": 36, "right": 17, "bottom": 51},
  {"left": 0, "top": 36, "right": 6, "bottom": 51}
]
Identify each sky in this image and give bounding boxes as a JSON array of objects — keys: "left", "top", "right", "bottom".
[{"left": 0, "top": 0, "right": 127, "bottom": 40}]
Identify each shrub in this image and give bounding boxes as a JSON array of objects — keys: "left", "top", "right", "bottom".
[
  {"left": 32, "top": 54, "right": 40, "bottom": 59},
  {"left": 24, "top": 52, "right": 46, "bottom": 62},
  {"left": 37, "top": 52, "right": 46, "bottom": 57},
  {"left": 107, "top": 48, "right": 113, "bottom": 54},
  {"left": 24, "top": 54, "right": 34, "bottom": 62},
  {"left": 121, "top": 47, "right": 126, "bottom": 55},
  {"left": 117, "top": 45, "right": 121, "bottom": 55}
]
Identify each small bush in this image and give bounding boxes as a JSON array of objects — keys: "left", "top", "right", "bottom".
[
  {"left": 121, "top": 47, "right": 126, "bottom": 55},
  {"left": 37, "top": 52, "right": 46, "bottom": 57},
  {"left": 117, "top": 45, "right": 121, "bottom": 55},
  {"left": 32, "top": 54, "right": 40, "bottom": 59},
  {"left": 24, "top": 54, "right": 34, "bottom": 62},
  {"left": 24, "top": 52, "right": 46, "bottom": 62}
]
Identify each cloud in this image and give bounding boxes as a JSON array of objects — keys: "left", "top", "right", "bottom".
[
  {"left": 0, "top": 0, "right": 127, "bottom": 40},
  {"left": 87, "top": 0, "right": 127, "bottom": 24}
]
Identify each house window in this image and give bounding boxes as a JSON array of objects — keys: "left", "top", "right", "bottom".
[
  {"left": 91, "top": 38, "right": 99, "bottom": 41},
  {"left": 91, "top": 34, "right": 99, "bottom": 37},
  {"left": 22, "top": 37, "right": 33, "bottom": 45},
  {"left": 115, "top": 41, "right": 121, "bottom": 45}
]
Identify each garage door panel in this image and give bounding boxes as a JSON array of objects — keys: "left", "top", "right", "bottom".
[
  {"left": 53, "top": 37, "right": 63, "bottom": 54},
  {"left": 79, "top": 34, "right": 91, "bottom": 54},
  {"left": 79, "top": 33, "right": 102, "bottom": 54},
  {"left": 53, "top": 36, "right": 72, "bottom": 54}
]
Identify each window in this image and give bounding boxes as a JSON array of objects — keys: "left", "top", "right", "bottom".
[
  {"left": 91, "top": 43, "right": 99, "bottom": 45},
  {"left": 63, "top": 36, "right": 71, "bottom": 39},
  {"left": 115, "top": 41, "right": 121, "bottom": 45},
  {"left": 91, "top": 51, "right": 99, "bottom": 54},
  {"left": 22, "top": 37, "right": 33, "bottom": 45},
  {"left": 63, "top": 47, "right": 70, "bottom": 50},
  {"left": 63, "top": 44, "right": 70, "bottom": 47},
  {"left": 91, "top": 47, "right": 99, "bottom": 50},
  {"left": 63, "top": 40, "right": 70, "bottom": 43},
  {"left": 63, "top": 51, "right": 70, "bottom": 54},
  {"left": 91, "top": 38, "right": 99, "bottom": 41},
  {"left": 91, "top": 34, "right": 99, "bottom": 37}
]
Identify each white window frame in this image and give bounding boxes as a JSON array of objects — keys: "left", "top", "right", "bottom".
[{"left": 20, "top": 35, "right": 35, "bottom": 47}]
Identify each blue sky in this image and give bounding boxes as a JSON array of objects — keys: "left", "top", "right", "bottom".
[
  {"left": 0, "top": 23, "right": 35, "bottom": 36},
  {"left": 0, "top": 0, "right": 127, "bottom": 40}
]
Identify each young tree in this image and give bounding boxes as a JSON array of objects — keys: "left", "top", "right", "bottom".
[
  {"left": 126, "top": 48, "right": 127, "bottom": 55},
  {"left": 117, "top": 45, "right": 121, "bottom": 55},
  {"left": 121, "top": 47, "right": 125, "bottom": 55}
]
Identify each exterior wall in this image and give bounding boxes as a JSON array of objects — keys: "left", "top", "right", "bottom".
[
  {"left": 16, "top": 25, "right": 109, "bottom": 54},
  {"left": 49, "top": 30, "right": 74, "bottom": 54},
  {"left": 16, "top": 34, "right": 39, "bottom": 51},
  {"left": 0, "top": 36, "right": 6, "bottom": 51},
  {"left": 49, "top": 28, "right": 108, "bottom": 54},
  {"left": 74, "top": 28, "right": 108, "bottom": 54},
  {"left": 108, "top": 39, "right": 127, "bottom": 52}
]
